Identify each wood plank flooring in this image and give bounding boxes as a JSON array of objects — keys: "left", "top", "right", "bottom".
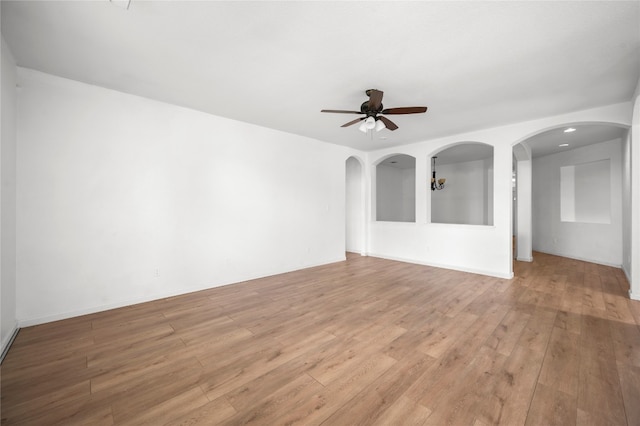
[{"left": 2, "top": 252, "right": 640, "bottom": 425}]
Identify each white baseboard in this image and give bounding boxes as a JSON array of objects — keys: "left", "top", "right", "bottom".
[
  {"left": 18, "top": 256, "right": 347, "bottom": 328},
  {"left": 1, "top": 323, "right": 20, "bottom": 364},
  {"left": 533, "top": 250, "right": 622, "bottom": 268},
  {"left": 18, "top": 292, "right": 186, "bottom": 328},
  {"left": 516, "top": 256, "right": 533, "bottom": 262},
  {"left": 17, "top": 291, "right": 189, "bottom": 328},
  {"left": 630, "top": 290, "right": 640, "bottom": 301},
  {"left": 367, "top": 252, "right": 514, "bottom": 279}
]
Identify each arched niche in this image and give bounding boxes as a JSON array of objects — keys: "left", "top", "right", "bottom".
[
  {"left": 345, "top": 156, "right": 365, "bottom": 253},
  {"left": 375, "top": 154, "right": 416, "bottom": 222},
  {"left": 430, "top": 142, "right": 494, "bottom": 225}
]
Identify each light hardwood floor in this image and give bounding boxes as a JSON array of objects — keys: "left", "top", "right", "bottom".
[{"left": 2, "top": 252, "right": 640, "bottom": 425}]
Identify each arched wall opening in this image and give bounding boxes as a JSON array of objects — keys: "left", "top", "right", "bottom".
[
  {"left": 429, "top": 142, "right": 494, "bottom": 226},
  {"left": 345, "top": 156, "right": 365, "bottom": 254},
  {"left": 512, "top": 122, "right": 630, "bottom": 269}
]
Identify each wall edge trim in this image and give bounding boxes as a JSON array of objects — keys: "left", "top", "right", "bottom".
[{"left": 0, "top": 323, "right": 20, "bottom": 364}]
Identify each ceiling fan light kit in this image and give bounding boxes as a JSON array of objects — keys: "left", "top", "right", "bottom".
[
  {"left": 321, "top": 89, "right": 427, "bottom": 133},
  {"left": 358, "top": 116, "right": 387, "bottom": 133},
  {"left": 365, "top": 116, "right": 376, "bottom": 129}
]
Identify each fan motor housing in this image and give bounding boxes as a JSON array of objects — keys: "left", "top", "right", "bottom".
[{"left": 360, "top": 101, "right": 383, "bottom": 114}]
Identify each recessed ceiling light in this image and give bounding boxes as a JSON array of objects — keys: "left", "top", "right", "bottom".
[
  {"left": 559, "top": 143, "right": 569, "bottom": 147},
  {"left": 564, "top": 127, "right": 576, "bottom": 133}
]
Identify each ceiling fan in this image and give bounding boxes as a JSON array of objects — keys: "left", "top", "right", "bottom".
[{"left": 321, "top": 89, "right": 427, "bottom": 132}]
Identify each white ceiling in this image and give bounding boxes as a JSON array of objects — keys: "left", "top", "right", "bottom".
[{"left": 2, "top": 1, "right": 639, "bottom": 152}]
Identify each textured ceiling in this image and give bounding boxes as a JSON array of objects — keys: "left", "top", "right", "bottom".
[{"left": 2, "top": 1, "right": 639, "bottom": 152}]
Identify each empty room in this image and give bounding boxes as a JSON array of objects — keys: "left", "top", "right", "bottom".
[{"left": 1, "top": 1, "right": 640, "bottom": 425}]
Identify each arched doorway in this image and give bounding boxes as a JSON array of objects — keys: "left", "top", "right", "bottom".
[{"left": 513, "top": 123, "right": 629, "bottom": 267}]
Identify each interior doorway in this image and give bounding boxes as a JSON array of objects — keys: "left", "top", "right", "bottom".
[{"left": 513, "top": 123, "right": 629, "bottom": 267}]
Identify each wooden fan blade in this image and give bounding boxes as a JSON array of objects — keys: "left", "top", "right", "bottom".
[
  {"left": 378, "top": 116, "right": 398, "bottom": 131},
  {"left": 321, "top": 109, "right": 362, "bottom": 114},
  {"left": 341, "top": 117, "right": 365, "bottom": 127},
  {"left": 381, "top": 106, "right": 428, "bottom": 115},
  {"left": 368, "top": 89, "right": 383, "bottom": 111}
]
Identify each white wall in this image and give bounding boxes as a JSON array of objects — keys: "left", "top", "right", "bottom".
[
  {"left": 367, "top": 102, "right": 632, "bottom": 279},
  {"left": 401, "top": 168, "right": 416, "bottom": 222},
  {"left": 629, "top": 80, "right": 640, "bottom": 300},
  {"left": 376, "top": 163, "right": 416, "bottom": 222},
  {"left": 486, "top": 158, "right": 494, "bottom": 226},
  {"left": 431, "top": 158, "right": 493, "bottom": 225},
  {"left": 516, "top": 159, "right": 533, "bottom": 261},
  {"left": 16, "top": 68, "right": 350, "bottom": 325},
  {"left": 532, "top": 138, "right": 623, "bottom": 266},
  {"left": 1, "top": 36, "right": 18, "bottom": 355},
  {"left": 370, "top": 145, "right": 512, "bottom": 278},
  {"left": 622, "top": 130, "right": 631, "bottom": 276},
  {"left": 345, "top": 157, "right": 364, "bottom": 253},
  {"left": 376, "top": 164, "right": 402, "bottom": 221}
]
